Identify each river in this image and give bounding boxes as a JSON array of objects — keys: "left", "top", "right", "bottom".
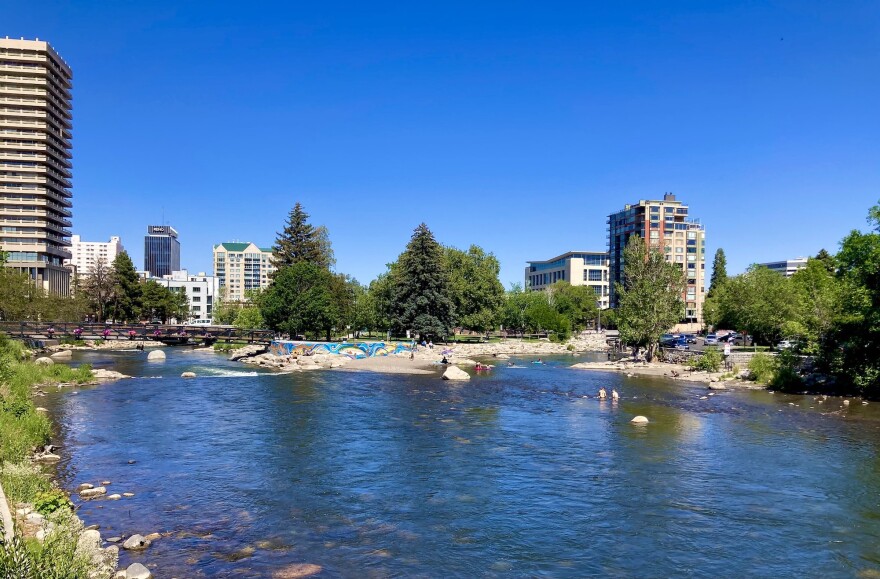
[{"left": 41, "top": 348, "right": 880, "bottom": 577}]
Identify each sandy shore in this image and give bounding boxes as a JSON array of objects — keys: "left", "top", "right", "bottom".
[{"left": 340, "top": 355, "right": 441, "bottom": 375}]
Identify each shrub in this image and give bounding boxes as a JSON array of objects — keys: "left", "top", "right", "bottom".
[
  {"left": 566, "top": 344, "right": 575, "bottom": 352},
  {"left": 688, "top": 348, "right": 722, "bottom": 372},
  {"left": 748, "top": 353, "right": 776, "bottom": 384},
  {"left": 770, "top": 349, "right": 804, "bottom": 391},
  {"left": 33, "top": 489, "right": 72, "bottom": 516}
]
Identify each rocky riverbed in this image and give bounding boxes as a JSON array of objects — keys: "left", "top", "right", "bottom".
[{"left": 233, "top": 333, "right": 610, "bottom": 375}]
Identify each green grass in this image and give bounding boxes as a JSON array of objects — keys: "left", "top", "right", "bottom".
[{"left": 0, "top": 332, "right": 106, "bottom": 577}]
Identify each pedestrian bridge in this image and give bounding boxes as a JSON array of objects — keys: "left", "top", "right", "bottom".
[{"left": 0, "top": 321, "right": 274, "bottom": 347}]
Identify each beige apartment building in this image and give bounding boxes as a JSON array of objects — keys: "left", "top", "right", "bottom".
[
  {"left": 212, "top": 242, "right": 275, "bottom": 302},
  {"left": 0, "top": 38, "right": 74, "bottom": 295},
  {"left": 608, "top": 193, "right": 706, "bottom": 327}
]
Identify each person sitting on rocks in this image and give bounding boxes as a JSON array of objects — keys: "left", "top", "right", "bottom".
[{"left": 441, "top": 356, "right": 449, "bottom": 365}]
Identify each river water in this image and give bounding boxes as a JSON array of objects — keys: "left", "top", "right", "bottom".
[{"left": 41, "top": 349, "right": 880, "bottom": 578}]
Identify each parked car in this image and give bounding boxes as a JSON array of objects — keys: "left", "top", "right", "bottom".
[
  {"left": 721, "top": 332, "right": 740, "bottom": 343},
  {"left": 682, "top": 333, "right": 697, "bottom": 344},
  {"left": 705, "top": 334, "right": 718, "bottom": 345},
  {"left": 671, "top": 337, "right": 690, "bottom": 350},
  {"left": 777, "top": 339, "right": 796, "bottom": 350}
]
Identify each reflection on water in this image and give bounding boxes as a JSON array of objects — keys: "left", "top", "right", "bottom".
[{"left": 43, "top": 349, "right": 880, "bottom": 577}]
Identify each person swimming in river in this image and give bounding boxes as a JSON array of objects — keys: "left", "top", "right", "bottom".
[
  {"left": 611, "top": 389, "right": 620, "bottom": 402},
  {"left": 598, "top": 387, "right": 607, "bottom": 400}
]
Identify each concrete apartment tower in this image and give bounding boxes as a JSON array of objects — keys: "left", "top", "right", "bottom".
[
  {"left": 144, "top": 225, "right": 181, "bottom": 277},
  {"left": 65, "top": 235, "right": 124, "bottom": 278},
  {"left": 0, "top": 38, "right": 74, "bottom": 295},
  {"left": 607, "top": 193, "right": 706, "bottom": 327}
]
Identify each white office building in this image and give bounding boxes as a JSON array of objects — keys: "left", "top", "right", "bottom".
[
  {"left": 525, "top": 251, "right": 610, "bottom": 309},
  {"left": 150, "top": 270, "right": 218, "bottom": 322},
  {"left": 758, "top": 257, "right": 808, "bottom": 278},
  {"left": 65, "top": 234, "right": 123, "bottom": 278}
]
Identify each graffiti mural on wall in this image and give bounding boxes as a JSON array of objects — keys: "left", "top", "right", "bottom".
[{"left": 270, "top": 341, "right": 414, "bottom": 359}]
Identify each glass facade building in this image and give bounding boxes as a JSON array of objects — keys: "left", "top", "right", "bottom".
[{"left": 144, "top": 225, "right": 180, "bottom": 278}]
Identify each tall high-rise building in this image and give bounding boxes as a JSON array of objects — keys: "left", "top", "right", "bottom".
[
  {"left": 607, "top": 193, "right": 706, "bottom": 325},
  {"left": 213, "top": 242, "right": 275, "bottom": 302},
  {"left": 65, "top": 234, "right": 123, "bottom": 278},
  {"left": 0, "top": 38, "right": 74, "bottom": 295},
  {"left": 144, "top": 225, "right": 180, "bottom": 277}
]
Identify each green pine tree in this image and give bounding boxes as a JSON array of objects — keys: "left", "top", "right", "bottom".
[
  {"left": 391, "top": 223, "right": 454, "bottom": 339},
  {"left": 272, "top": 202, "right": 332, "bottom": 270},
  {"left": 708, "top": 248, "right": 728, "bottom": 297},
  {"left": 109, "top": 251, "right": 142, "bottom": 322}
]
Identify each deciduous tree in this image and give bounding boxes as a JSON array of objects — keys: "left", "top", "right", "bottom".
[
  {"left": 444, "top": 245, "right": 505, "bottom": 334},
  {"left": 615, "top": 235, "right": 686, "bottom": 361}
]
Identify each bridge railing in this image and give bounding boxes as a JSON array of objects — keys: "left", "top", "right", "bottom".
[{"left": 0, "top": 321, "right": 274, "bottom": 345}]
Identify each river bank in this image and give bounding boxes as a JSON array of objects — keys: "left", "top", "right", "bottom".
[
  {"left": 0, "top": 335, "right": 122, "bottom": 578},
  {"left": 238, "top": 333, "right": 609, "bottom": 375}
]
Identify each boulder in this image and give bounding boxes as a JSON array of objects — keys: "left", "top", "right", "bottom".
[
  {"left": 144, "top": 532, "right": 162, "bottom": 541},
  {"left": 442, "top": 366, "right": 471, "bottom": 381},
  {"left": 34, "top": 452, "right": 61, "bottom": 462},
  {"left": 108, "top": 494, "right": 122, "bottom": 500},
  {"left": 272, "top": 563, "right": 323, "bottom": 578},
  {"left": 630, "top": 415, "right": 650, "bottom": 424},
  {"left": 229, "top": 344, "right": 267, "bottom": 361},
  {"left": 122, "top": 534, "right": 151, "bottom": 550},
  {"left": 146, "top": 349, "right": 166, "bottom": 361},
  {"left": 25, "top": 512, "right": 45, "bottom": 525},
  {"left": 50, "top": 349, "right": 73, "bottom": 359},
  {"left": 123, "top": 492, "right": 135, "bottom": 497},
  {"left": 495, "top": 353, "right": 510, "bottom": 360},
  {"left": 126, "top": 562, "right": 152, "bottom": 579},
  {"left": 707, "top": 383, "right": 726, "bottom": 390},
  {"left": 74, "top": 529, "right": 103, "bottom": 567},
  {"left": 93, "top": 369, "right": 131, "bottom": 380},
  {"left": 35, "top": 357, "right": 54, "bottom": 366},
  {"left": 80, "top": 486, "right": 107, "bottom": 498},
  {"left": 181, "top": 372, "right": 196, "bottom": 378}
]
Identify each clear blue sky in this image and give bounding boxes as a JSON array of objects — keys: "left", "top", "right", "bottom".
[{"left": 7, "top": 1, "right": 879, "bottom": 286}]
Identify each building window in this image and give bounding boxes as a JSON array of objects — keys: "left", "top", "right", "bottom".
[{"left": 588, "top": 269, "right": 603, "bottom": 282}]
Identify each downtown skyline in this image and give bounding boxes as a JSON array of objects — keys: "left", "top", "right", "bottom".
[{"left": 4, "top": 0, "right": 878, "bottom": 286}]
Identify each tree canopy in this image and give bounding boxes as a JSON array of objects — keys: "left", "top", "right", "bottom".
[
  {"left": 261, "top": 262, "right": 335, "bottom": 339},
  {"left": 615, "top": 235, "right": 685, "bottom": 360},
  {"left": 444, "top": 245, "right": 505, "bottom": 333}
]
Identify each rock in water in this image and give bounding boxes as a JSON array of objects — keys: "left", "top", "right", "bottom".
[
  {"left": 35, "top": 357, "right": 54, "bottom": 366},
  {"left": 707, "top": 383, "right": 727, "bottom": 390},
  {"left": 146, "top": 350, "right": 166, "bottom": 361},
  {"left": 630, "top": 415, "right": 650, "bottom": 424},
  {"left": 181, "top": 371, "right": 196, "bottom": 378},
  {"left": 50, "top": 349, "right": 73, "bottom": 359},
  {"left": 80, "top": 486, "right": 107, "bottom": 498},
  {"left": 272, "top": 563, "right": 323, "bottom": 578},
  {"left": 122, "top": 534, "right": 151, "bottom": 550},
  {"left": 442, "top": 366, "right": 471, "bottom": 381},
  {"left": 126, "top": 562, "right": 152, "bottom": 579}
]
